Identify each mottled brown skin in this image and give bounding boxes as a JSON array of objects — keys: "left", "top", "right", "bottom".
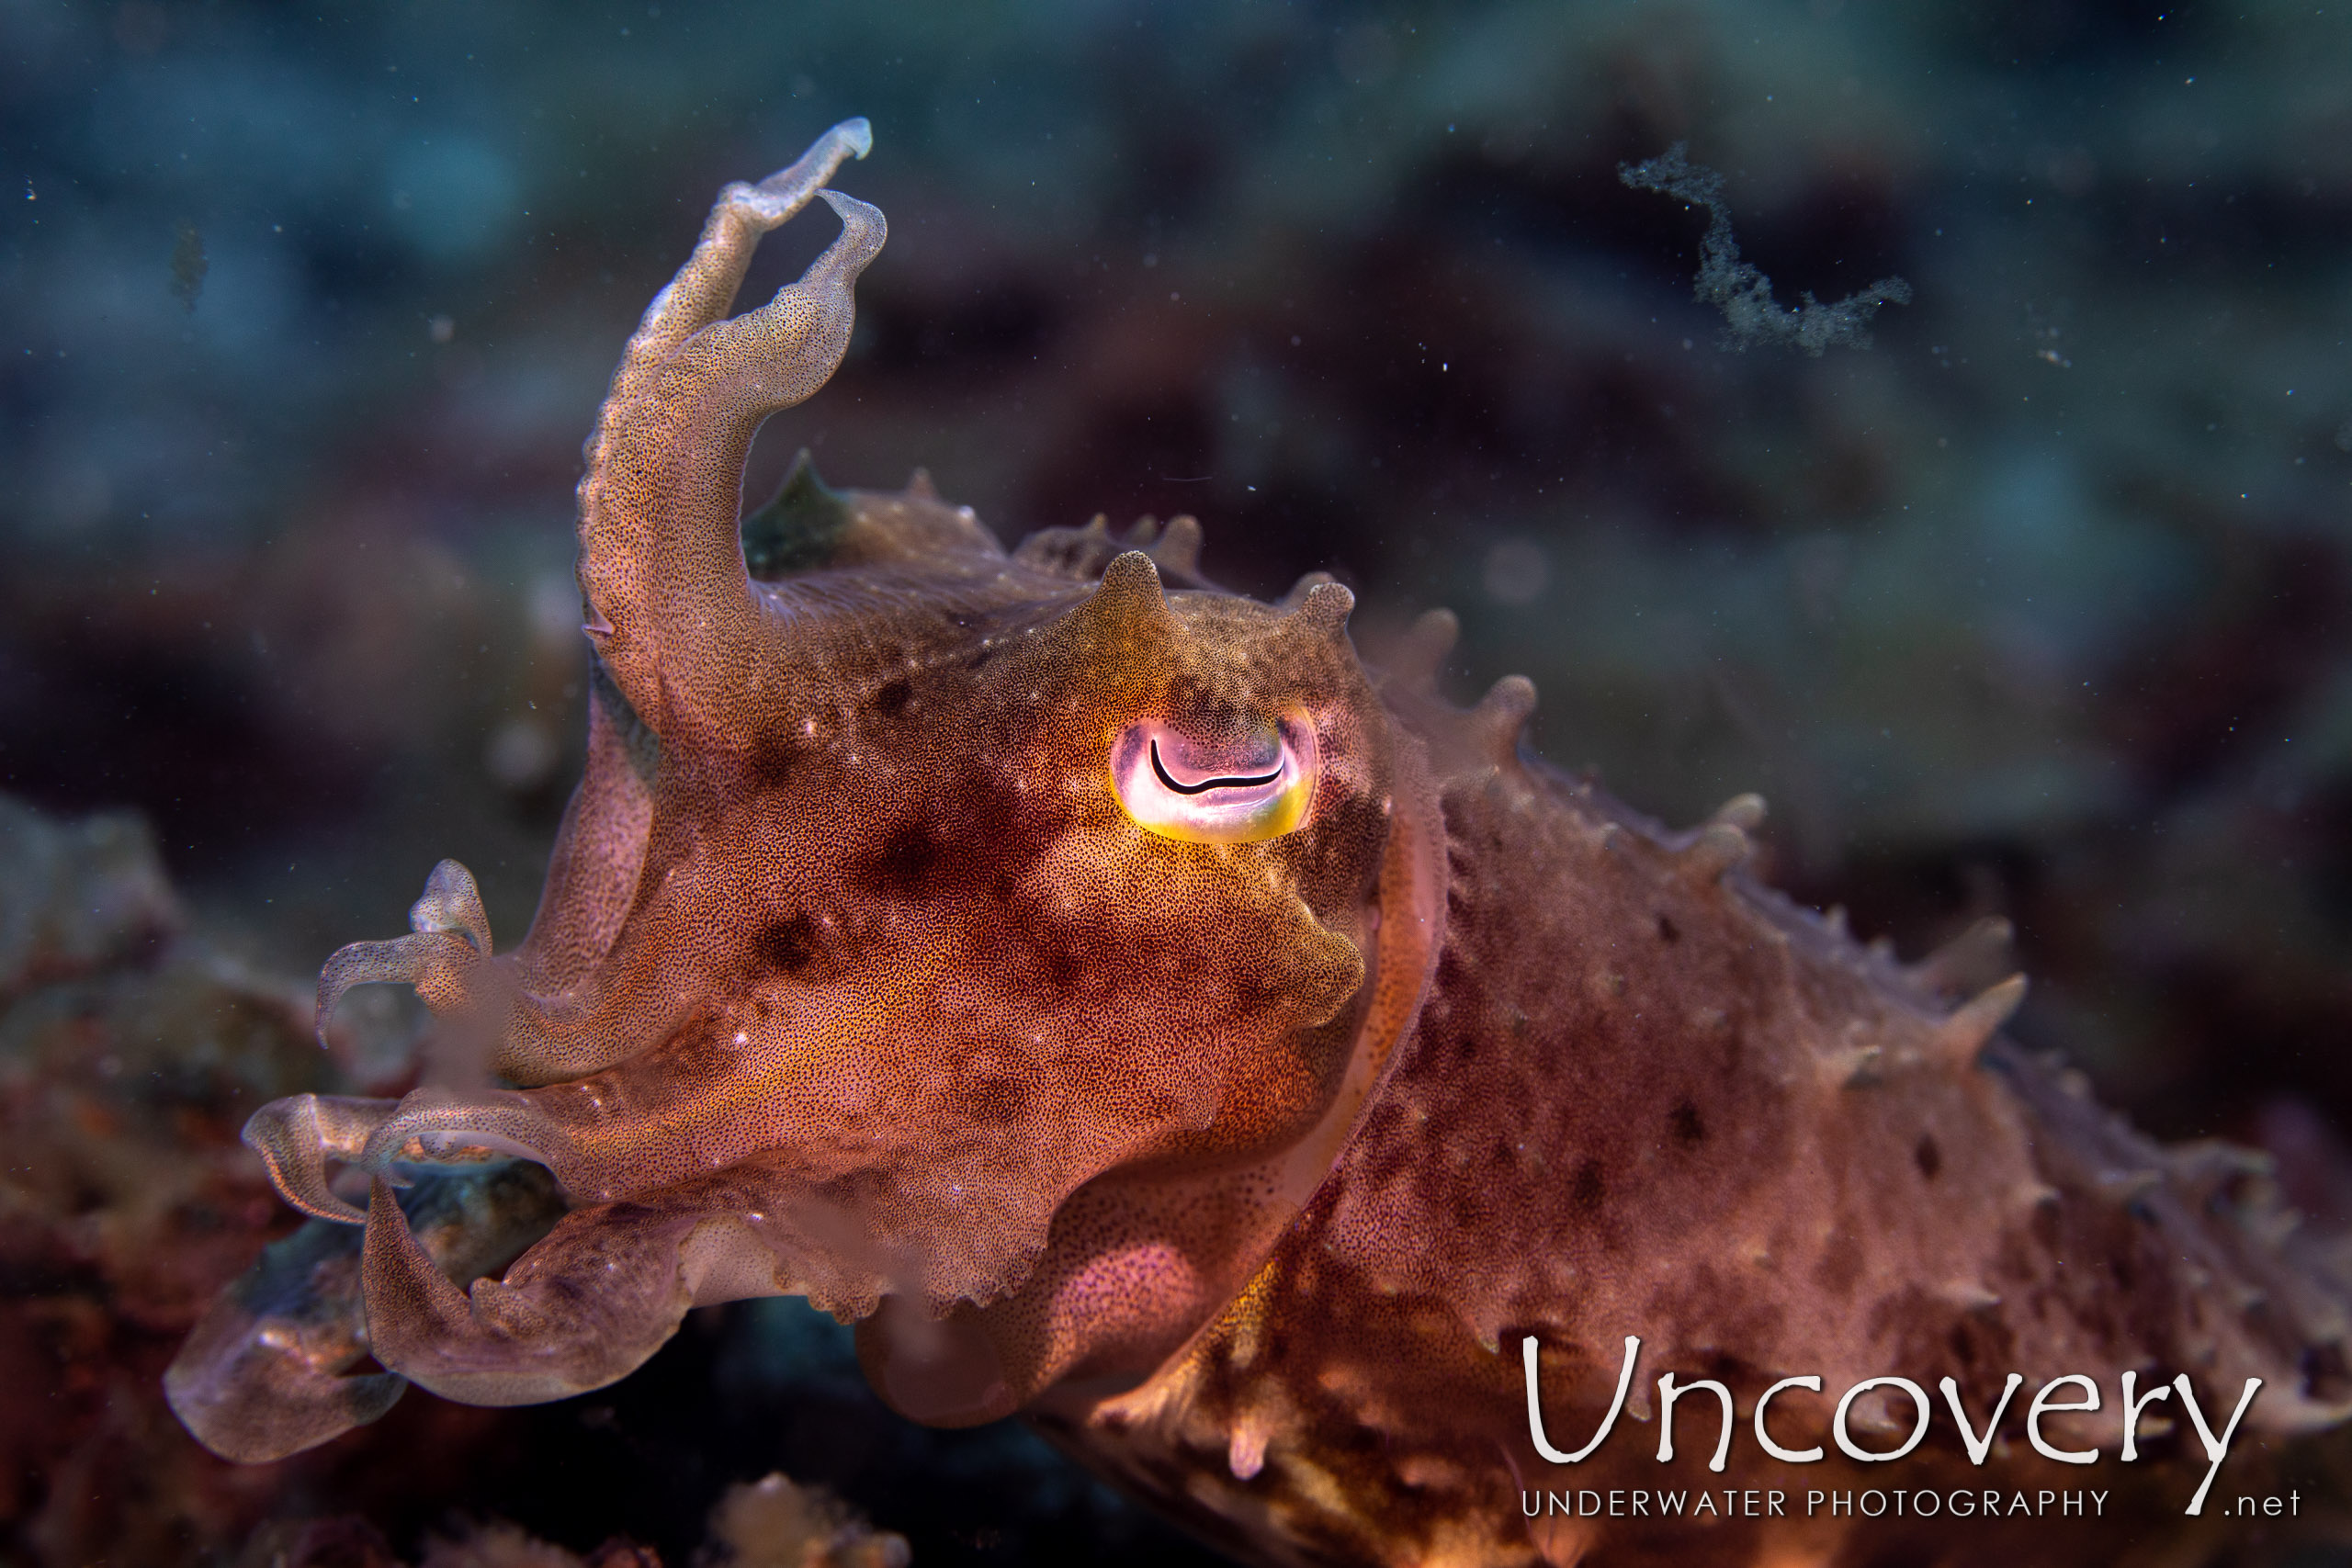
[
  {"left": 1041, "top": 674, "right": 2352, "bottom": 1564},
  {"left": 169, "top": 123, "right": 2352, "bottom": 1564}
]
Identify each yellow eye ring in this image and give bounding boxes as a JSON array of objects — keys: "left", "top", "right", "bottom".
[{"left": 1111, "top": 716, "right": 1317, "bottom": 843}]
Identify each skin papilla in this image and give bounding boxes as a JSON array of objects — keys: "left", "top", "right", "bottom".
[{"left": 167, "top": 121, "right": 2352, "bottom": 1567}]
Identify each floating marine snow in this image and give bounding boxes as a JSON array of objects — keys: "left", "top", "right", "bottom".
[{"left": 168, "top": 120, "right": 2352, "bottom": 1566}]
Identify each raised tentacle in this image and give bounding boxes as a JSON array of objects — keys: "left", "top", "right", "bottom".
[
  {"left": 576, "top": 118, "right": 888, "bottom": 741},
  {"left": 621, "top": 118, "right": 871, "bottom": 371}
]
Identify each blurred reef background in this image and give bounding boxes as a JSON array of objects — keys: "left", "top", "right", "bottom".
[{"left": 4, "top": 0, "right": 2352, "bottom": 1562}]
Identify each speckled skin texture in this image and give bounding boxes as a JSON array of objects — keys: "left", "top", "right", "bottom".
[
  {"left": 169, "top": 124, "right": 2352, "bottom": 1564},
  {"left": 1042, "top": 675, "right": 2352, "bottom": 1563}
]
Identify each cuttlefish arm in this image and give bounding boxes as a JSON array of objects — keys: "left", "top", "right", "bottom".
[
  {"left": 164, "top": 1163, "right": 563, "bottom": 1461},
  {"left": 360, "top": 1175, "right": 811, "bottom": 1405},
  {"left": 312, "top": 852, "right": 714, "bottom": 1090},
  {"left": 163, "top": 1216, "right": 400, "bottom": 1464},
  {"left": 577, "top": 116, "right": 887, "bottom": 746},
  {"left": 242, "top": 1092, "right": 401, "bottom": 1224},
  {"left": 220, "top": 1077, "right": 808, "bottom": 1414},
  {"left": 308, "top": 122, "right": 887, "bottom": 1089}
]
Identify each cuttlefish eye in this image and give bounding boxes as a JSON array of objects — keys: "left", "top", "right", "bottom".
[{"left": 1111, "top": 716, "right": 1318, "bottom": 844}]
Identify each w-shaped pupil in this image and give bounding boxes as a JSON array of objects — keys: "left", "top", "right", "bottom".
[{"left": 1150, "top": 739, "right": 1282, "bottom": 796}]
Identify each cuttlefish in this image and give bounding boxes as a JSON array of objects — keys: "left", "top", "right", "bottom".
[{"left": 169, "top": 120, "right": 2352, "bottom": 1566}]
